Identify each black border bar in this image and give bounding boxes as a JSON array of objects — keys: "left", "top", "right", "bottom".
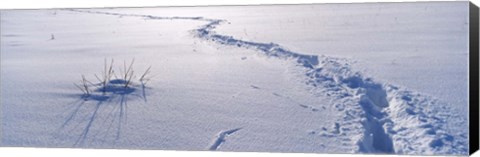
[{"left": 470, "top": 1, "right": 479, "bottom": 155}]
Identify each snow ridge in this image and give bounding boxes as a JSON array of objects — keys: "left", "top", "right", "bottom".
[{"left": 68, "top": 9, "right": 468, "bottom": 155}]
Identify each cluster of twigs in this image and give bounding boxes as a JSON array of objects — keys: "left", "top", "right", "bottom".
[
  {"left": 120, "top": 59, "right": 135, "bottom": 89},
  {"left": 74, "top": 58, "right": 152, "bottom": 96},
  {"left": 95, "top": 58, "right": 114, "bottom": 93},
  {"left": 74, "top": 75, "right": 92, "bottom": 96}
]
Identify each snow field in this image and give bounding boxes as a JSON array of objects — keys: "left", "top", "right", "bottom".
[{"left": 0, "top": 2, "right": 470, "bottom": 155}]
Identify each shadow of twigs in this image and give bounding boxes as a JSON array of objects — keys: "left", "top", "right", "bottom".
[
  {"left": 74, "top": 101, "right": 102, "bottom": 146},
  {"left": 58, "top": 84, "right": 148, "bottom": 147},
  {"left": 141, "top": 83, "right": 148, "bottom": 103}
]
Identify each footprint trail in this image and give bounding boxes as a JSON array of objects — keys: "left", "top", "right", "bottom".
[{"left": 68, "top": 9, "right": 468, "bottom": 155}]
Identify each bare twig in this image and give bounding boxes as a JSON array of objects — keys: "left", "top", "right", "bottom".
[
  {"left": 74, "top": 83, "right": 86, "bottom": 95},
  {"left": 82, "top": 75, "right": 90, "bottom": 95},
  {"left": 96, "top": 58, "right": 115, "bottom": 93},
  {"left": 75, "top": 74, "right": 91, "bottom": 96},
  {"left": 139, "top": 66, "right": 152, "bottom": 85},
  {"left": 123, "top": 58, "right": 135, "bottom": 88}
]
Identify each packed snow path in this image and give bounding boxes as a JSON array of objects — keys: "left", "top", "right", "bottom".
[{"left": 68, "top": 9, "right": 468, "bottom": 155}]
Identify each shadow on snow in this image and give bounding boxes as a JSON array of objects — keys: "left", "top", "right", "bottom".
[{"left": 58, "top": 81, "right": 149, "bottom": 147}]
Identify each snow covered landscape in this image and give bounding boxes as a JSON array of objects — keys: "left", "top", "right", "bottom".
[{"left": 0, "top": 2, "right": 471, "bottom": 155}]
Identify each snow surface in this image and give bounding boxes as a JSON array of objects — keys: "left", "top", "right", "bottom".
[{"left": 0, "top": 2, "right": 470, "bottom": 155}]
